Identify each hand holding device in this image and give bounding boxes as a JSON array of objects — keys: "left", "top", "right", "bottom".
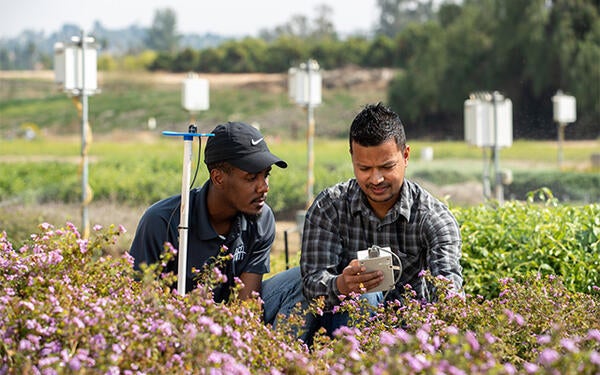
[{"left": 357, "top": 245, "right": 402, "bottom": 293}]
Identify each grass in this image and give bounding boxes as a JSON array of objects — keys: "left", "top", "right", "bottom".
[{"left": 2, "top": 136, "right": 595, "bottom": 166}]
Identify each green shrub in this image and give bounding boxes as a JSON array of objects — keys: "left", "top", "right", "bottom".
[{"left": 456, "top": 190, "right": 600, "bottom": 298}]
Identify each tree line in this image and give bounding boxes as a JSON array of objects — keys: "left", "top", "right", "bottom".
[
  {"left": 144, "top": 1, "right": 599, "bottom": 140},
  {"left": 2, "top": 0, "right": 598, "bottom": 139}
]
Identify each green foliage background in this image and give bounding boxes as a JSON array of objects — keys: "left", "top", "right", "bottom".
[{"left": 455, "top": 192, "right": 600, "bottom": 298}]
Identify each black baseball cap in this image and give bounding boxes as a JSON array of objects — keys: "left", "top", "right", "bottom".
[{"left": 204, "top": 122, "right": 287, "bottom": 173}]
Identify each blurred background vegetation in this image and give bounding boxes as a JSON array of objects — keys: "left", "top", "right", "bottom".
[{"left": 1, "top": 0, "right": 598, "bottom": 140}]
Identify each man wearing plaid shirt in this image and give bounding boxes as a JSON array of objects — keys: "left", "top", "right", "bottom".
[{"left": 300, "top": 102, "right": 463, "bottom": 336}]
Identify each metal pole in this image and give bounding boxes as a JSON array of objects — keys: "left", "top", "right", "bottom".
[
  {"left": 162, "top": 129, "right": 214, "bottom": 296},
  {"left": 80, "top": 30, "right": 90, "bottom": 238},
  {"left": 482, "top": 147, "right": 491, "bottom": 199},
  {"left": 284, "top": 230, "right": 290, "bottom": 270},
  {"left": 306, "top": 59, "right": 315, "bottom": 208},
  {"left": 557, "top": 123, "right": 565, "bottom": 169},
  {"left": 177, "top": 134, "right": 194, "bottom": 295},
  {"left": 492, "top": 92, "right": 504, "bottom": 205}
]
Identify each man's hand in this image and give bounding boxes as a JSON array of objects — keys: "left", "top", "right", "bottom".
[
  {"left": 336, "top": 259, "right": 384, "bottom": 295},
  {"left": 239, "top": 272, "right": 263, "bottom": 300}
]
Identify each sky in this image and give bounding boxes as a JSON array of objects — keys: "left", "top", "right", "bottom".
[{"left": 0, "top": 0, "right": 379, "bottom": 39}]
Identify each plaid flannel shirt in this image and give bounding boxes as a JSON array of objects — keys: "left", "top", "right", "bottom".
[{"left": 300, "top": 178, "right": 463, "bottom": 310}]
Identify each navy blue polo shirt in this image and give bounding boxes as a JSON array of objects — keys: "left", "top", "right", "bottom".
[{"left": 129, "top": 180, "right": 273, "bottom": 301}]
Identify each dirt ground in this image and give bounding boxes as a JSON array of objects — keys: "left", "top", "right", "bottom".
[{"left": 0, "top": 67, "right": 396, "bottom": 90}]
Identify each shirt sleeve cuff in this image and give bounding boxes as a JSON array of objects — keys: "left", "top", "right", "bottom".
[{"left": 329, "top": 275, "right": 342, "bottom": 304}]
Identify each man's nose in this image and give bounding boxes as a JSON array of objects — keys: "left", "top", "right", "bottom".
[
  {"left": 370, "top": 169, "right": 384, "bottom": 184},
  {"left": 257, "top": 176, "right": 269, "bottom": 193}
]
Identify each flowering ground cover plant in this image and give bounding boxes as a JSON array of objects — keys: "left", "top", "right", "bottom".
[{"left": 1, "top": 200, "right": 599, "bottom": 374}]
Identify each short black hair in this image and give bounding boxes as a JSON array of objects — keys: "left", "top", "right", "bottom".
[
  {"left": 349, "top": 102, "right": 406, "bottom": 153},
  {"left": 206, "top": 161, "right": 233, "bottom": 174}
]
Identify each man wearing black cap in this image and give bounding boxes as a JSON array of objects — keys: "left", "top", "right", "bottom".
[{"left": 129, "top": 122, "right": 301, "bottom": 316}]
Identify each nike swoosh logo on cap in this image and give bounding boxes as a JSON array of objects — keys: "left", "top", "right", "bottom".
[{"left": 251, "top": 138, "right": 264, "bottom": 146}]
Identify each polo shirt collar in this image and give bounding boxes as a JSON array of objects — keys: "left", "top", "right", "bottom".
[{"left": 194, "top": 180, "right": 247, "bottom": 241}]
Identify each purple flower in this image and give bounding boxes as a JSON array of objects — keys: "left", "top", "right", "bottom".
[
  {"left": 405, "top": 353, "right": 428, "bottom": 372},
  {"left": 18, "top": 338, "right": 33, "bottom": 351},
  {"left": 448, "top": 367, "right": 467, "bottom": 375},
  {"left": 465, "top": 331, "right": 480, "bottom": 352},
  {"left": 538, "top": 348, "right": 560, "bottom": 366},
  {"left": 90, "top": 334, "right": 107, "bottom": 350},
  {"left": 484, "top": 332, "right": 496, "bottom": 344},
  {"left": 503, "top": 363, "right": 517, "bottom": 374},
  {"left": 159, "top": 321, "right": 173, "bottom": 336},
  {"left": 164, "top": 242, "right": 178, "bottom": 255},
  {"left": 587, "top": 329, "right": 600, "bottom": 342},
  {"left": 560, "top": 338, "right": 578, "bottom": 352},
  {"left": 76, "top": 238, "right": 88, "bottom": 254},
  {"left": 207, "top": 351, "right": 233, "bottom": 364},
  {"left": 38, "top": 356, "right": 60, "bottom": 367},
  {"left": 514, "top": 313, "right": 525, "bottom": 326},
  {"left": 213, "top": 267, "right": 228, "bottom": 283},
  {"left": 20, "top": 300, "right": 35, "bottom": 311},
  {"left": 199, "top": 316, "right": 223, "bottom": 336},
  {"left": 123, "top": 252, "right": 134, "bottom": 265},
  {"left": 537, "top": 334, "right": 552, "bottom": 345},
  {"left": 40, "top": 222, "right": 53, "bottom": 231},
  {"left": 379, "top": 332, "right": 397, "bottom": 346},
  {"left": 66, "top": 222, "right": 80, "bottom": 238},
  {"left": 523, "top": 362, "right": 539, "bottom": 373},
  {"left": 416, "top": 328, "right": 429, "bottom": 345},
  {"left": 590, "top": 351, "right": 600, "bottom": 365},
  {"left": 69, "top": 357, "right": 81, "bottom": 371},
  {"left": 394, "top": 328, "right": 412, "bottom": 343},
  {"left": 210, "top": 323, "right": 223, "bottom": 336},
  {"left": 72, "top": 317, "right": 85, "bottom": 329}
]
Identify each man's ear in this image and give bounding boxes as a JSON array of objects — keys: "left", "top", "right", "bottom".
[{"left": 210, "top": 168, "right": 225, "bottom": 188}]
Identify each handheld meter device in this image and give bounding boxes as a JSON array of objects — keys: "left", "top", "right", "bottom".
[{"left": 357, "top": 245, "right": 399, "bottom": 293}]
